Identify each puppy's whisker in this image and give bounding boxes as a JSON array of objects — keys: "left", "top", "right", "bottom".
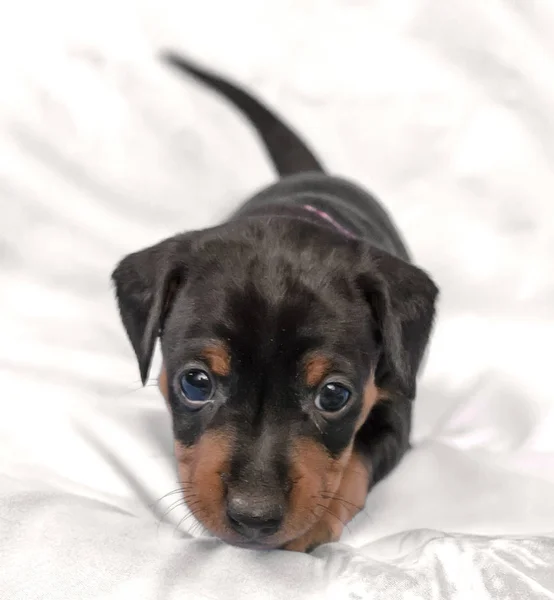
[
  {"left": 174, "top": 502, "right": 207, "bottom": 538},
  {"left": 318, "top": 493, "right": 371, "bottom": 522},
  {"left": 114, "top": 382, "right": 162, "bottom": 401},
  {"left": 157, "top": 496, "right": 200, "bottom": 532},
  {"left": 158, "top": 497, "right": 190, "bottom": 524},
  {"left": 317, "top": 493, "right": 364, "bottom": 511},
  {"left": 315, "top": 503, "right": 351, "bottom": 533},
  {"left": 173, "top": 506, "right": 200, "bottom": 532},
  {"left": 150, "top": 486, "right": 194, "bottom": 512},
  {"left": 153, "top": 487, "right": 190, "bottom": 502},
  {"left": 190, "top": 518, "right": 208, "bottom": 537}
]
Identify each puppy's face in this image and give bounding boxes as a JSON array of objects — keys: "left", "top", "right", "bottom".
[{"left": 113, "top": 218, "right": 437, "bottom": 548}]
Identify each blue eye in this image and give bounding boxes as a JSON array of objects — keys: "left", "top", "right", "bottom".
[
  {"left": 179, "top": 368, "right": 213, "bottom": 407},
  {"left": 315, "top": 382, "right": 351, "bottom": 413}
]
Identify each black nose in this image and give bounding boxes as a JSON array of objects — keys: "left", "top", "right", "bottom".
[{"left": 226, "top": 492, "right": 283, "bottom": 539}]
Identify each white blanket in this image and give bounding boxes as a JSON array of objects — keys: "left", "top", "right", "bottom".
[{"left": 1, "top": 1, "right": 553, "bottom": 598}]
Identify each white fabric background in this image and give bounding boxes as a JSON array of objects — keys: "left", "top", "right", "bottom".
[{"left": 0, "top": 0, "right": 553, "bottom": 598}]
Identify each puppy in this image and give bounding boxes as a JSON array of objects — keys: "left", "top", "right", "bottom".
[{"left": 112, "top": 52, "right": 439, "bottom": 552}]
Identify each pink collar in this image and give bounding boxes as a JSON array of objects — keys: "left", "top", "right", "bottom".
[{"left": 302, "top": 204, "right": 356, "bottom": 239}]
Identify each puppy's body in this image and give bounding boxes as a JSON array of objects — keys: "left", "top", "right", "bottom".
[
  {"left": 112, "top": 54, "right": 438, "bottom": 552},
  {"left": 234, "top": 172, "right": 410, "bottom": 260}
]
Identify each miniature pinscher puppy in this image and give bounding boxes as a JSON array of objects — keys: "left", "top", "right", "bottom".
[{"left": 112, "top": 53, "right": 439, "bottom": 552}]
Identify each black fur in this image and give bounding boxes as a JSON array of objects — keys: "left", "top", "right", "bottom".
[{"left": 112, "top": 53, "right": 439, "bottom": 539}]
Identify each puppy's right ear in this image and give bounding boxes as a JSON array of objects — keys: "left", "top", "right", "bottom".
[
  {"left": 111, "top": 235, "right": 189, "bottom": 385},
  {"left": 356, "top": 247, "right": 438, "bottom": 400}
]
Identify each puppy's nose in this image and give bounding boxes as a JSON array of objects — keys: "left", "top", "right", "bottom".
[{"left": 226, "top": 492, "right": 283, "bottom": 539}]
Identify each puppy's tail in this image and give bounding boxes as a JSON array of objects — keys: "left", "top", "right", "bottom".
[{"left": 162, "top": 51, "right": 325, "bottom": 177}]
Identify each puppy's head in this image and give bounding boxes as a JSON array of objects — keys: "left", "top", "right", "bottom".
[{"left": 112, "top": 218, "right": 437, "bottom": 548}]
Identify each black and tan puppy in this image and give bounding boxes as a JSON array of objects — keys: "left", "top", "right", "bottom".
[{"left": 112, "top": 53, "right": 439, "bottom": 552}]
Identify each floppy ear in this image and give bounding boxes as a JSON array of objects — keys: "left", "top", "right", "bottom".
[
  {"left": 357, "top": 248, "right": 439, "bottom": 399},
  {"left": 111, "top": 235, "right": 189, "bottom": 385}
]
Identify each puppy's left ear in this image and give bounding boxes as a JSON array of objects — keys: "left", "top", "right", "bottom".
[
  {"left": 357, "top": 247, "right": 439, "bottom": 399},
  {"left": 111, "top": 235, "right": 189, "bottom": 385}
]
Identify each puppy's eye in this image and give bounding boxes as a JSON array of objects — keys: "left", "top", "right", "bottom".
[
  {"left": 179, "top": 368, "right": 213, "bottom": 407},
  {"left": 315, "top": 382, "right": 351, "bottom": 413}
]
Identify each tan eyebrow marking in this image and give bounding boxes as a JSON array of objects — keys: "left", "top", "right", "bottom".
[
  {"left": 201, "top": 344, "right": 231, "bottom": 377},
  {"left": 304, "top": 354, "right": 332, "bottom": 387}
]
